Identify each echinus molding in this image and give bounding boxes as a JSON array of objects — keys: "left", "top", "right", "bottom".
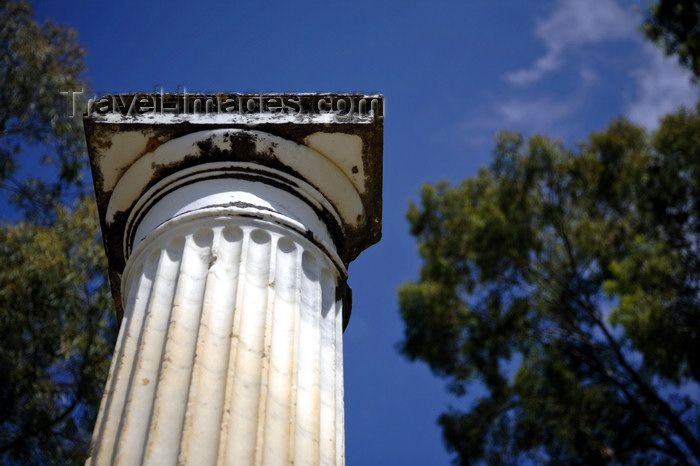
[{"left": 84, "top": 93, "right": 383, "bottom": 322}]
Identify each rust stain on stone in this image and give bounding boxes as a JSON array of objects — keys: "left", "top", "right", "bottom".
[{"left": 146, "top": 138, "right": 163, "bottom": 153}]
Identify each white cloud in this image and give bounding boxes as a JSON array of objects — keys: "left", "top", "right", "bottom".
[
  {"left": 461, "top": 64, "right": 599, "bottom": 145},
  {"left": 457, "top": 91, "right": 585, "bottom": 151},
  {"left": 625, "top": 43, "right": 697, "bottom": 129},
  {"left": 459, "top": 0, "right": 699, "bottom": 151},
  {"left": 495, "top": 93, "right": 583, "bottom": 136},
  {"left": 506, "top": 0, "right": 638, "bottom": 85}
]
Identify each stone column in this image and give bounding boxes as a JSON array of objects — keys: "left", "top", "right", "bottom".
[{"left": 83, "top": 94, "right": 382, "bottom": 466}]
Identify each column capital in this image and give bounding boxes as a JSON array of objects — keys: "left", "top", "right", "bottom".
[{"left": 84, "top": 93, "right": 383, "bottom": 320}]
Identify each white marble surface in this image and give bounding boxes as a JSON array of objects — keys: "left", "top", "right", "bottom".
[{"left": 87, "top": 216, "right": 345, "bottom": 465}]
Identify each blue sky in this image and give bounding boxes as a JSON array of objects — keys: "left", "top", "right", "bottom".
[{"left": 29, "top": 0, "right": 698, "bottom": 464}]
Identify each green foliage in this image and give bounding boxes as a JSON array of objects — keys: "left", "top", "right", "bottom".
[
  {"left": 399, "top": 113, "right": 700, "bottom": 464},
  {"left": 0, "top": 1, "right": 117, "bottom": 463},
  {"left": 644, "top": 0, "right": 700, "bottom": 79},
  {"left": 0, "top": 0, "right": 88, "bottom": 219},
  {"left": 0, "top": 198, "right": 117, "bottom": 464}
]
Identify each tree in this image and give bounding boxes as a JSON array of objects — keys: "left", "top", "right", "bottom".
[
  {"left": 399, "top": 113, "right": 700, "bottom": 464},
  {"left": 0, "top": 0, "right": 88, "bottom": 219},
  {"left": 0, "top": 1, "right": 117, "bottom": 464},
  {"left": 644, "top": 0, "right": 700, "bottom": 79},
  {"left": 0, "top": 198, "right": 115, "bottom": 464}
]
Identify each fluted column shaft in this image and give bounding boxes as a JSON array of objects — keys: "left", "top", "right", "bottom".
[
  {"left": 88, "top": 213, "right": 345, "bottom": 465},
  {"left": 83, "top": 107, "right": 383, "bottom": 466}
]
